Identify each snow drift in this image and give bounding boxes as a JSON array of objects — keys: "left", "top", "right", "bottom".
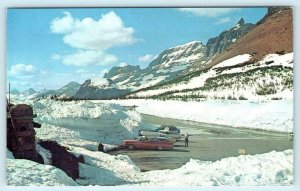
[
  {"left": 31, "top": 99, "right": 142, "bottom": 150},
  {"left": 140, "top": 149, "right": 293, "bottom": 186},
  {"left": 6, "top": 159, "right": 78, "bottom": 186}
]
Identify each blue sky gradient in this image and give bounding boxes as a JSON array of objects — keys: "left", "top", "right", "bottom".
[{"left": 6, "top": 8, "right": 267, "bottom": 91}]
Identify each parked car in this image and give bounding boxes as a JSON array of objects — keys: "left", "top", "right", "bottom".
[
  {"left": 160, "top": 125, "right": 181, "bottom": 133},
  {"left": 124, "top": 136, "right": 173, "bottom": 150},
  {"left": 159, "top": 125, "right": 181, "bottom": 140}
]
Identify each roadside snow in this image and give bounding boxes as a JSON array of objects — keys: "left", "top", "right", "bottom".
[
  {"left": 140, "top": 149, "right": 293, "bottom": 186},
  {"left": 6, "top": 159, "right": 78, "bottom": 186},
  {"left": 6, "top": 98, "right": 293, "bottom": 186},
  {"left": 31, "top": 99, "right": 142, "bottom": 150},
  {"left": 7, "top": 146, "right": 292, "bottom": 186},
  {"left": 99, "top": 99, "right": 293, "bottom": 133}
]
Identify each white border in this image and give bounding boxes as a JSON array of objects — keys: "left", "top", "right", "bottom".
[{"left": 0, "top": 0, "right": 299, "bottom": 191}]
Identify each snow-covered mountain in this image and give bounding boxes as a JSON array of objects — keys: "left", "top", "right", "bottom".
[
  {"left": 105, "top": 41, "right": 208, "bottom": 90},
  {"left": 74, "top": 78, "right": 130, "bottom": 100},
  {"left": 22, "top": 88, "right": 37, "bottom": 96},
  {"left": 105, "top": 19, "right": 254, "bottom": 91},
  {"left": 104, "top": 65, "right": 141, "bottom": 88},
  {"left": 56, "top": 81, "right": 80, "bottom": 98},
  {"left": 127, "top": 7, "right": 293, "bottom": 101}
]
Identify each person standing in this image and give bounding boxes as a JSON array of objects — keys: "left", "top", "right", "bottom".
[{"left": 184, "top": 133, "right": 189, "bottom": 147}]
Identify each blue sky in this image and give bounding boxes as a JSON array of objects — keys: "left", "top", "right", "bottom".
[{"left": 6, "top": 7, "right": 267, "bottom": 91}]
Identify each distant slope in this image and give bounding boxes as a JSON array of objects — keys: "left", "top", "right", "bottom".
[
  {"left": 56, "top": 81, "right": 81, "bottom": 98},
  {"left": 74, "top": 78, "right": 130, "bottom": 100}
]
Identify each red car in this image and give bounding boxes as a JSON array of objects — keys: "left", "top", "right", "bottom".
[{"left": 124, "top": 136, "right": 173, "bottom": 150}]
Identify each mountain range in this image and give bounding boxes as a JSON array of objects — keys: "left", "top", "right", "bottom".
[{"left": 10, "top": 7, "right": 293, "bottom": 101}]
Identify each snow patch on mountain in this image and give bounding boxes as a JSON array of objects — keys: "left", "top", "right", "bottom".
[
  {"left": 89, "top": 78, "right": 115, "bottom": 88},
  {"left": 213, "top": 54, "right": 252, "bottom": 68},
  {"left": 130, "top": 52, "right": 293, "bottom": 100}
]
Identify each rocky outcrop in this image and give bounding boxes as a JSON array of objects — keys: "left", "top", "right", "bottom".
[
  {"left": 206, "top": 18, "right": 254, "bottom": 58},
  {"left": 104, "top": 65, "right": 141, "bottom": 85}
]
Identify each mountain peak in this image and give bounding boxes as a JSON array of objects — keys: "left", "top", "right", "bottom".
[
  {"left": 170, "top": 41, "right": 203, "bottom": 50},
  {"left": 237, "top": 18, "right": 244, "bottom": 26}
]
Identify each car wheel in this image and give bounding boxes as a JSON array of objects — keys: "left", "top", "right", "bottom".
[
  {"left": 128, "top": 145, "right": 135, "bottom": 150},
  {"left": 158, "top": 146, "right": 163, "bottom": 151}
]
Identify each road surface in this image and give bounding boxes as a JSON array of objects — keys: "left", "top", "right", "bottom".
[{"left": 110, "top": 114, "right": 293, "bottom": 171}]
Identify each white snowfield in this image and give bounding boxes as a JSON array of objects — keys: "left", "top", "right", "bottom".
[
  {"left": 100, "top": 99, "right": 293, "bottom": 133},
  {"left": 6, "top": 99, "right": 293, "bottom": 186}
]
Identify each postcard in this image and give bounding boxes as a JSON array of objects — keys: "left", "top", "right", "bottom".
[{"left": 6, "top": 7, "right": 293, "bottom": 186}]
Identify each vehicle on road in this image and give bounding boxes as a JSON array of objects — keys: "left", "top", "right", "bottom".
[
  {"left": 159, "top": 125, "right": 182, "bottom": 140},
  {"left": 124, "top": 136, "right": 173, "bottom": 150}
]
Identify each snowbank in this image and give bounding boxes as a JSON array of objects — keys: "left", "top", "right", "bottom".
[
  {"left": 99, "top": 99, "right": 293, "bottom": 133},
  {"left": 31, "top": 99, "right": 142, "bottom": 150},
  {"left": 6, "top": 98, "right": 292, "bottom": 186},
  {"left": 7, "top": 145, "right": 292, "bottom": 186},
  {"left": 140, "top": 149, "right": 293, "bottom": 186},
  {"left": 71, "top": 147, "right": 141, "bottom": 186},
  {"left": 6, "top": 159, "right": 78, "bottom": 186}
]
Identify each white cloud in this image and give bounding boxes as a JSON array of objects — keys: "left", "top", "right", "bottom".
[
  {"left": 62, "top": 50, "right": 118, "bottom": 67},
  {"left": 216, "top": 17, "right": 232, "bottom": 24},
  {"left": 51, "top": 54, "right": 61, "bottom": 61},
  {"left": 8, "top": 64, "right": 39, "bottom": 77},
  {"left": 138, "top": 54, "right": 157, "bottom": 63},
  {"left": 51, "top": 11, "right": 137, "bottom": 50},
  {"left": 178, "top": 8, "right": 239, "bottom": 17},
  {"left": 50, "top": 12, "right": 74, "bottom": 34}
]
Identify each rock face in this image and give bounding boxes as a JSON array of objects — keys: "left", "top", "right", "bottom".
[
  {"left": 206, "top": 18, "right": 254, "bottom": 58},
  {"left": 38, "top": 140, "right": 85, "bottom": 180},
  {"left": 104, "top": 65, "right": 141, "bottom": 86},
  {"left": 258, "top": 7, "right": 291, "bottom": 25},
  {"left": 74, "top": 78, "right": 130, "bottom": 99}
]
